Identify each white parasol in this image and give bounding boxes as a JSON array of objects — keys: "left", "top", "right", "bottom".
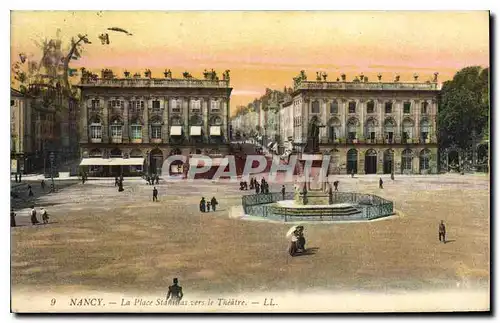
[{"left": 286, "top": 225, "right": 298, "bottom": 238}]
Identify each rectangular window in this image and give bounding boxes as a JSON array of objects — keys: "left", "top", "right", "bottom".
[
  {"left": 348, "top": 101, "right": 356, "bottom": 114},
  {"left": 403, "top": 102, "right": 411, "bottom": 114},
  {"left": 191, "top": 100, "right": 201, "bottom": 113},
  {"left": 90, "top": 125, "right": 102, "bottom": 139},
  {"left": 152, "top": 100, "right": 161, "bottom": 111},
  {"left": 367, "top": 101, "right": 375, "bottom": 114},
  {"left": 330, "top": 101, "right": 338, "bottom": 114},
  {"left": 385, "top": 102, "right": 393, "bottom": 114},
  {"left": 91, "top": 99, "right": 100, "bottom": 108},
  {"left": 311, "top": 101, "right": 320, "bottom": 114},
  {"left": 131, "top": 125, "right": 142, "bottom": 139},
  {"left": 151, "top": 126, "right": 162, "bottom": 139},
  {"left": 172, "top": 100, "right": 181, "bottom": 113},
  {"left": 211, "top": 100, "right": 220, "bottom": 112},
  {"left": 369, "top": 132, "right": 375, "bottom": 140},
  {"left": 421, "top": 102, "right": 429, "bottom": 114},
  {"left": 111, "top": 125, "right": 122, "bottom": 138}
]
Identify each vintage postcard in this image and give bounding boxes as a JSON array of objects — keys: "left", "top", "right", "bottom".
[{"left": 10, "top": 10, "right": 490, "bottom": 313}]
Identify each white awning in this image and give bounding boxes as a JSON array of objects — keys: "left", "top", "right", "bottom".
[
  {"left": 267, "top": 141, "right": 274, "bottom": 148},
  {"left": 210, "top": 126, "right": 221, "bottom": 136},
  {"left": 190, "top": 126, "right": 202, "bottom": 136},
  {"left": 170, "top": 126, "right": 182, "bottom": 136},
  {"left": 80, "top": 158, "right": 145, "bottom": 166}
]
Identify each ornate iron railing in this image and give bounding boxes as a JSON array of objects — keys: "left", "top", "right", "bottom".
[{"left": 242, "top": 192, "right": 393, "bottom": 222}]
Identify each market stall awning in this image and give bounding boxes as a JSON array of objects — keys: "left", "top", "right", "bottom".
[
  {"left": 80, "top": 158, "right": 145, "bottom": 166},
  {"left": 210, "top": 126, "right": 221, "bottom": 136},
  {"left": 170, "top": 126, "right": 182, "bottom": 136},
  {"left": 190, "top": 126, "right": 202, "bottom": 136}
]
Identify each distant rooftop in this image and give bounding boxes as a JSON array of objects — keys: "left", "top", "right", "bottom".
[{"left": 294, "top": 80, "right": 441, "bottom": 92}]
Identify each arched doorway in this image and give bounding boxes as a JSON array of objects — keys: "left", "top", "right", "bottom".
[
  {"left": 346, "top": 149, "right": 358, "bottom": 174},
  {"left": 364, "top": 149, "right": 377, "bottom": 174},
  {"left": 419, "top": 149, "right": 431, "bottom": 174},
  {"left": 401, "top": 149, "right": 413, "bottom": 174},
  {"left": 383, "top": 149, "right": 394, "bottom": 174},
  {"left": 149, "top": 148, "right": 163, "bottom": 175}
]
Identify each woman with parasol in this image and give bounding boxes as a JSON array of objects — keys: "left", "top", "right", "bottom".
[{"left": 286, "top": 225, "right": 306, "bottom": 256}]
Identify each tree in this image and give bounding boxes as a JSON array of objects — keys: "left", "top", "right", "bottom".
[{"left": 438, "top": 66, "right": 489, "bottom": 149}]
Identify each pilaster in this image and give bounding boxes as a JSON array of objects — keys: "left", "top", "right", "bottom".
[
  {"left": 122, "top": 98, "right": 129, "bottom": 143},
  {"left": 142, "top": 98, "right": 149, "bottom": 143}
]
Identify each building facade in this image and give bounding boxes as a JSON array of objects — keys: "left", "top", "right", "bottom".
[
  {"left": 10, "top": 88, "right": 33, "bottom": 174},
  {"left": 78, "top": 69, "right": 232, "bottom": 176},
  {"left": 280, "top": 71, "right": 441, "bottom": 174}
]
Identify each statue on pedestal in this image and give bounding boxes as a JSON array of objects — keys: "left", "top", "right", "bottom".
[{"left": 305, "top": 121, "right": 320, "bottom": 153}]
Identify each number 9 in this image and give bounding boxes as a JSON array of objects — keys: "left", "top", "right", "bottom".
[{"left": 50, "top": 298, "right": 56, "bottom": 306}]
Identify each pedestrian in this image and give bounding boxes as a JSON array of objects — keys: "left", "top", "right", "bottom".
[
  {"left": 10, "top": 209, "right": 16, "bottom": 227},
  {"left": 19, "top": 173, "right": 22, "bottom": 182},
  {"left": 199, "top": 197, "right": 206, "bottom": 212},
  {"left": 28, "top": 185, "right": 34, "bottom": 197},
  {"left": 115, "top": 177, "right": 119, "bottom": 187},
  {"left": 153, "top": 186, "right": 158, "bottom": 202},
  {"left": 41, "top": 207, "right": 49, "bottom": 224},
  {"left": 351, "top": 169, "right": 355, "bottom": 178},
  {"left": 281, "top": 185, "right": 286, "bottom": 200},
  {"left": 155, "top": 175, "right": 159, "bottom": 185},
  {"left": 255, "top": 183, "right": 260, "bottom": 194},
  {"left": 439, "top": 220, "right": 446, "bottom": 243},
  {"left": 250, "top": 178, "right": 254, "bottom": 189},
  {"left": 29, "top": 205, "right": 39, "bottom": 225},
  {"left": 379, "top": 177, "right": 383, "bottom": 189},
  {"left": 167, "top": 278, "right": 183, "bottom": 304},
  {"left": 334, "top": 180, "right": 339, "bottom": 191},
  {"left": 14, "top": 173, "right": 18, "bottom": 183},
  {"left": 41, "top": 180, "right": 46, "bottom": 191},
  {"left": 211, "top": 197, "right": 218, "bottom": 211},
  {"left": 391, "top": 172, "right": 395, "bottom": 181},
  {"left": 206, "top": 201, "right": 211, "bottom": 212}
]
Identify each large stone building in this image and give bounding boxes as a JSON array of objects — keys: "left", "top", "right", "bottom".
[
  {"left": 77, "top": 69, "right": 232, "bottom": 176},
  {"left": 281, "top": 71, "right": 441, "bottom": 174},
  {"left": 10, "top": 88, "right": 33, "bottom": 175}
]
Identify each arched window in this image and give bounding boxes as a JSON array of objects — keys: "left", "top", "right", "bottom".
[
  {"left": 311, "top": 100, "right": 320, "bottom": 114},
  {"left": 402, "top": 118, "right": 414, "bottom": 143},
  {"left": 419, "top": 149, "right": 431, "bottom": 171},
  {"left": 130, "top": 149, "right": 143, "bottom": 158},
  {"left": 130, "top": 117, "right": 143, "bottom": 141},
  {"left": 110, "top": 117, "right": 123, "bottom": 142},
  {"left": 384, "top": 118, "right": 395, "bottom": 143},
  {"left": 330, "top": 101, "right": 338, "bottom": 114},
  {"left": 149, "top": 116, "right": 162, "bottom": 140},
  {"left": 89, "top": 116, "right": 102, "bottom": 141},
  {"left": 402, "top": 149, "right": 413, "bottom": 172},
  {"left": 421, "top": 119, "right": 430, "bottom": 142},
  {"left": 365, "top": 118, "right": 377, "bottom": 141},
  {"left": 109, "top": 148, "right": 122, "bottom": 158},
  {"left": 170, "top": 116, "right": 183, "bottom": 126},
  {"left": 328, "top": 117, "right": 341, "bottom": 142},
  {"left": 347, "top": 118, "right": 358, "bottom": 141},
  {"left": 89, "top": 148, "right": 102, "bottom": 157}
]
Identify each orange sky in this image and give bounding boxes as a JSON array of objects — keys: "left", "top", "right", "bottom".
[{"left": 10, "top": 11, "right": 489, "bottom": 113}]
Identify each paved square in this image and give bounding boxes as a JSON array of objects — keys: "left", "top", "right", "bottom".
[{"left": 11, "top": 174, "right": 489, "bottom": 297}]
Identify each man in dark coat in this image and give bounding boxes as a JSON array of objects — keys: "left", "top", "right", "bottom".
[
  {"left": 379, "top": 178, "right": 383, "bottom": 189},
  {"left": 41, "top": 180, "right": 46, "bottom": 191},
  {"left": 199, "top": 197, "right": 206, "bottom": 212},
  {"left": 439, "top": 220, "right": 446, "bottom": 243},
  {"left": 153, "top": 187, "right": 158, "bottom": 202},
  {"left": 28, "top": 185, "right": 34, "bottom": 197},
  {"left": 333, "top": 180, "right": 339, "bottom": 191},
  {"left": 167, "top": 278, "right": 183, "bottom": 304},
  {"left": 10, "top": 209, "right": 16, "bottom": 227},
  {"left": 211, "top": 197, "right": 218, "bottom": 211},
  {"left": 281, "top": 185, "right": 286, "bottom": 200}
]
